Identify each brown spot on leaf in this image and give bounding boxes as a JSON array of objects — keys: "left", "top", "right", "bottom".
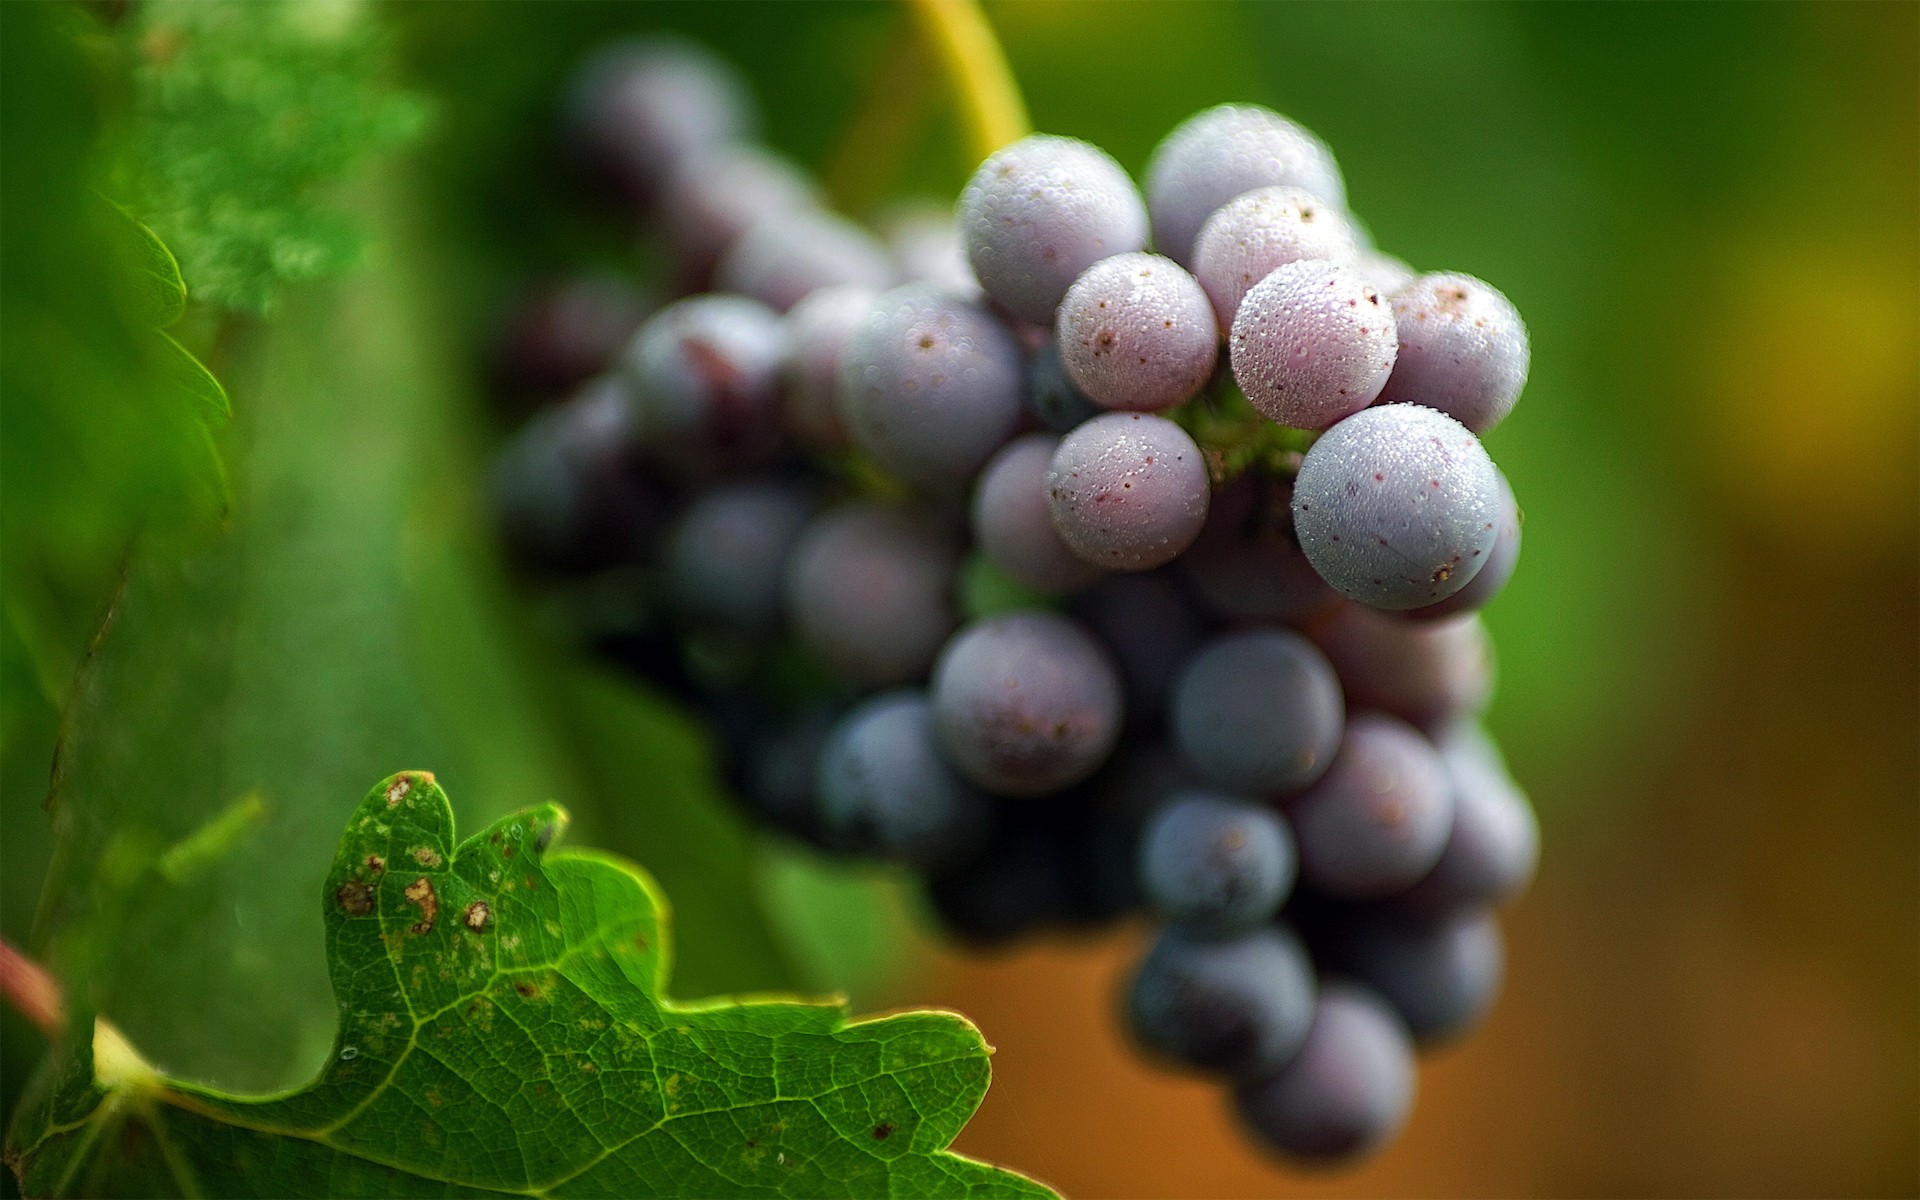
[
  {"left": 385, "top": 777, "right": 411, "bottom": 807},
  {"left": 403, "top": 877, "right": 438, "bottom": 934},
  {"left": 410, "top": 846, "right": 442, "bottom": 869},
  {"left": 515, "top": 981, "right": 538, "bottom": 998},
  {"left": 365, "top": 855, "right": 385, "bottom": 874},
  {"left": 872, "top": 1122, "right": 895, "bottom": 1140},
  {"left": 336, "top": 881, "right": 375, "bottom": 916},
  {"left": 464, "top": 901, "right": 491, "bottom": 932}
]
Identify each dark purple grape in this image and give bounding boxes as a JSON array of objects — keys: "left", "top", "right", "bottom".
[
  {"left": 972, "top": 434, "right": 1104, "bottom": 594},
  {"left": 784, "top": 502, "right": 960, "bottom": 687},
  {"left": 1310, "top": 907, "right": 1505, "bottom": 1046},
  {"left": 490, "top": 377, "right": 663, "bottom": 574},
  {"left": 621, "top": 294, "right": 788, "bottom": 479},
  {"left": 1178, "top": 474, "right": 1342, "bottom": 627},
  {"left": 1291, "top": 403, "right": 1501, "bottom": 609},
  {"left": 1026, "top": 339, "right": 1101, "bottom": 433},
  {"left": 814, "top": 690, "right": 992, "bottom": 870},
  {"left": 1375, "top": 272, "right": 1529, "bottom": 434},
  {"left": 1308, "top": 604, "right": 1494, "bottom": 732},
  {"left": 1140, "top": 792, "right": 1297, "bottom": 933},
  {"left": 1171, "top": 629, "right": 1345, "bottom": 797},
  {"left": 713, "top": 209, "right": 896, "bottom": 313},
  {"left": 658, "top": 144, "right": 817, "bottom": 278},
  {"left": 1192, "top": 186, "right": 1360, "bottom": 330},
  {"left": 1229, "top": 260, "right": 1397, "bottom": 430},
  {"left": 1283, "top": 712, "right": 1453, "bottom": 899},
  {"left": 930, "top": 611, "right": 1124, "bottom": 797},
  {"left": 564, "top": 37, "right": 753, "bottom": 203},
  {"left": 779, "top": 283, "right": 878, "bottom": 451},
  {"left": 838, "top": 283, "right": 1024, "bottom": 492},
  {"left": 1396, "top": 722, "right": 1537, "bottom": 914},
  {"left": 495, "top": 274, "right": 652, "bottom": 400},
  {"left": 1145, "top": 104, "right": 1346, "bottom": 269},
  {"left": 663, "top": 479, "right": 814, "bottom": 636},
  {"left": 958, "top": 134, "right": 1149, "bottom": 324},
  {"left": 1125, "top": 924, "right": 1317, "bottom": 1079},
  {"left": 1056, "top": 252, "right": 1218, "bottom": 412},
  {"left": 1232, "top": 982, "right": 1414, "bottom": 1165},
  {"left": 1046, "top": 412, "right": 1210, "bottom": 570},
  {"left": 1071, "top": 571, "right": 1208, "bottom": 728},
  {"left": 1407, "top": 468, "right": 1520, "bottom": 620},
  {"left": 717, "top": 699, "right": 842, "bottom": 843}
]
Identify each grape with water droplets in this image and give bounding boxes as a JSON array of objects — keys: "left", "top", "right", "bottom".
[
  {"left": 1145, "top": 104, "right": 1346, "bottom": 268},
  {"left": 1229, "top": 259, "right": 1397, "bottom": 431},
  {"left": 973, "top": 433, "right": 1104, "bottom": 594},
  {"left": 1192, "top": 185, "right": 1360, "bottom": 330},
  {"left": 1046, "top": 412, "right": 1210, "bottom": 571},
  {"left": 1056, "top": 252, "right": 1218, "bottom": 412},
  {"left": 1376, "top": 272, "right": 1529, "bottom": 434}
]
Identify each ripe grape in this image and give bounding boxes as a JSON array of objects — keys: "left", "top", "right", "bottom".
[
  {"left": 1232, "top": 983, "right": 1414, "bottom": 1164},
  {"left": 1145, "top": 104, "right": 1346, "bottom": 268},
  {"left": 565, "top": 38, "right": 753, "bottom": 202},
  {"left": 1071, "top": 572, "right": 1208, "bottom": 728},
  {"left": 925, "top": 805, "right": 1075, "bottom": 944},
  {"left": 1283, "top": 712, "right": 1453, "bottom": 899},
  {"left": 814, "top": 690, "right": 992, "bottom": 870},
  {"left": 1311, "top": 907, "right": 1505, "bottom": 1046},
  {"left": 490, "top": 377, "right": 662, "bottom": 573},
  {"left": 495, "top": 273, "right": 652, "bottom": 400},
  {"left": 1056, "top": 252, "right": 1218, "bottom": 412},
  {"left": 1126, "top": 924, "right": 1317, "bottom": 1079},
  {"left": 1229, "top": 260, "right": 1397, "bottom": 430},
  {"left": 779, "top": 283, "right": 877, "bottom": 451},
  {"left": 1308, "top": 604, "right": 1495, "bottom": 733},
  {"left": 1192, "top": 186, "right": 1360, "bottom": 329},
  {"left": 1397, "top": 722, "right": 1538, "bottom": 914},
  {"left": 958, "top": 134, "right": 1149, "bottom": 324},
  {"left": 1026, "top": 338, "right": 1101, "bottom": 433},
  {"left": 1171, "top": 629, "right": 1345, "bottom": 797},
  {"left": 663, "top": 480, "right": 814, "bottom": 636},
  {"left": 1179, "top": 474, "right": 1341, "bottom": 626},
  {"left": 838, "top": 283, "right": 1024, "bottom": 491},
  {"left": 1140, "top": 792, "right": 1297, "bottom": 933},
  {"left": 1290, "top": 403, "right": 1501, "bottom": 609},
  {"left": 1376, "top": 272, "right": 1529, "bottom": 434},
  {"left": 621, "top": 294, "right": 788, "bottom": 477},
  {"left": 714, "top": 209, "right": 895, "bottom": 313},
  {"left": 1408, "top": 468, "right": 1520, "bottom": 619},
  {"left": 930, "top": 611, "right": 1124, "bottom": 797},
  {"left": 973, "top": 434, "right": 1104, "bottom": 594},
  {"left": 879, "top": 201, "right": 980, "bottom": 298},
  {"left": 784, "top": 503, "right": 960, "bottom": 687},
  {"left": 1046, "top": 412, "right": 1210, "bottom": 570},
  {"left": 658, "top": 144, "right": 817, "bottom": 277}
]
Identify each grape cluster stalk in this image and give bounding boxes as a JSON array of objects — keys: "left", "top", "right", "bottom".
[{"left": 492, "top": 35, "right": 1538, "bottom": 1168}]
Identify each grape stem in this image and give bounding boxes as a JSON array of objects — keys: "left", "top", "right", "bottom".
[
  {"left": 0, "top": 937, "right": 63, "bottom": 1038},
  {"left": 904, "top": 0, "right": 1031, "bottom": 164}
]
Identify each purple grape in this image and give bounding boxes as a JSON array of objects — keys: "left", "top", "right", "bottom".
[
  {"left": 924, "top": 804, "right": 1076, "bottom": 944},
  {"left": 1171, "top": 629, "right": 1345, "bottom": 797},
  {"left": 713, "top": 209, "right": 896, "bottom": 313},
  {"left": 784, "top": 502, "right": 960, "bottom": 687},
  {"left": 814, "top": 690, "right": 992, "bottom": 870},
  {"left": 1026, "top": 339, "right": 1101, "bottom": 433},
  {"left": 879, "top": 201, "right": 979, "bottom": 298},
  {"left": 972, "top": 434, "right": 1104, "bottom": 594},
  {"left": 1283, "top": 712, "right": 1453, "bottom": 899},
  {"left": 1071, "top": 571, "right": 1208, "bottom": 728},
  {"left": 490, "top": 377, "right": 662, "bottom": 573},
  {"left": 1397, "top": 722, "right": 1537, "bottom": 914},
  {"left": 1375, "top": 272, "right": 1529, "bottom": 433},
  {"left": 621, "top": 294, "right": 788, "bottom": 479},
  {"left": 564, "top": 37, "right": 753, "bottom": 203},
  {"left": 1407, "top": 468, "right": 1520, "bottom": 619},
  {"left": 1140, "top": 792, "right": 1297, "bottom": 933},
  {"left": 930, "top": 611, "right": 1124, "bottom": 797},
  {"left": 1291, "top": 403, "right": 1501, "bottom": 609},
  {"left": 1229, "top": 260, "right": 1398, "bottom": 430},
  {"left": 958, "top": 134, "right": 1149, "bottom": 324},
  {"left": 495, "top": 273, "right": 652, "bottom": 400},
  {"left": 1145, "top": 104, "right": 1346, "bottom": 269},
  {"left": 1192, "top": 186, "right": 1360, "bottom": 330},
  {"left": 1056, "top": 252, "right": 1219, "bottom": 412},
  {"left": 1046, "top": 412, "right": 1210, "bottom": 570},
  {"left": 778, "top": 283, "right": 878, "bottom": 452},
  {"left": 663, "top": 479, "right": 814, "bottom": 636},
  {"left": 1126, "top": 924, "right": 1317, "bottom": 1079},
  {"left": 1309, "top": 604, "right": 1495, "bottom": 733},
  {"left": 658, "top": 144, "right": 817, "bottom": 278},
  {"left": 837, "top": 283, "right": 1024, "bottom": 491},
  {"left": 1232, "top": 983, "right": 1414, "bottom": 1165},
  {"left": 1312, "top": 907, "right": 1505, "bottom": 1046},
  {"left": 1178, "top": 474, "right": 1341, "bottom": 626}
]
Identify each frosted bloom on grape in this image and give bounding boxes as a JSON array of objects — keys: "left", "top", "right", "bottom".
[
  {"left": 779, "top": 283, "right": 877, "bottom": 451},
  {"left": 565, "top": 37, "right": 754, "bottom": 201},
  {"left": 1056, "top": 252, "right": 1218, "bottom": 412},
  {"left": 658, "top": 144, "right": 817, "bottom": 276},
  {"left": 1396, "top": 722, "right": 1538, "bottom": 915},
  {"left": 1145, "top": 104, "right": 1346, "bottom": 268},
  {"left": 879, "top": 201, "right": 980, "bottom": 298},
  {"left": 1025, "top": 339, "right": 1101, "bottom": 433},
  {"left": 1283, "top": 712, "right": 1453, "bottom": 899},
  {"left": 663, "top": 479, "right": 813, "bottom": 636},
  {"left": 1408, "top": 468, "right": 1519, "bottom": 619},
  {"left": 1171, "top": 629, "right": 1345, "bottom": 797},
  {"left": 1193, "top": 186, "right": 1360, "bottom": 330},
  {"left": 714, "top": 209, "right": 895, "bottom": 313},
  {"left": 1046, "top": 412, "right": 1209, "bottom": 571},
  {"left": 1375, "top": 272, "right": 1529, "bottom": 433},
  {"left": 958, "top": 134, "right": 1149, "bottom": 324},
  {"left": 972, "top": 434, "right": 1104, "bottom": 594},
  {"left": 838, "top": 283, "right": 1024, "bottom": 491},
  {"left": 1127, "top": 925, "right": 1317, "bottom": 1079},
  {"left": 815, "top": 690, "right": 991, "bottom": 870},
  {"left": 1230, "top": 260, "right": 1397, "bottom": 430},
  {"left": 1291, "top": 404, "right": 1501, "bottom": 609},
  {"left": 931, "top": 611, "right": 1124, "bottom": 796},
  {"left": 784, "top": 502, "right": 960, "bottom": 687},
  {"left": 1310, "top": 604, "right": 1494, "bottom": 733},
  {"left": 621, "top": 294, "right": 788, "bottom": 476},
  {"left": 1232, "top": 983, "right": 1414, "bottom": 1165}
]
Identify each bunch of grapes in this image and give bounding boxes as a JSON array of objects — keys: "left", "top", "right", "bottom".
[{"left": 494, "top": 36, "right": 1538, "bottom": 1168}]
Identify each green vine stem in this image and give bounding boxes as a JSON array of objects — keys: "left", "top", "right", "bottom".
[{"left": 904, "top": 0, "right": 1031, "bottom": 164}]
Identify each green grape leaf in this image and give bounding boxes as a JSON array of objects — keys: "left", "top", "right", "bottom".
[
  {"left": 151, "top": 330, "right": 230, "bottom": 422},
  {"left": 5, "top": 774, "right": 1053, "bottom": 1200},
  {"left": 98, "top": 198, "right": 188, "bottom": 328}
]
